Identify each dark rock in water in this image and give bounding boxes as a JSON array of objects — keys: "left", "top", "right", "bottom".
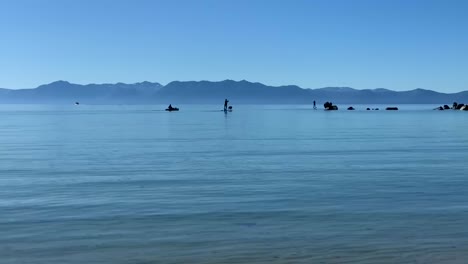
[
  {"left": 324, "top": 101, "right": 338, "bottom": 110},
  {"left": 347, "top": 107, "right": 355, "bottom": 110},
  {"left": 456, "top": 103, "right": 465, "bottom": 110},
  {"left": 375, "top": 108, "right": 379, "bottom": 110},
  {"left": 444, "top": 105, "right": 450, "bottom": 110},
  {"left": 435, "top": 106, "right": 444, "bottom": 110},
  {"left": 366, "top": 108, "right": 370, "bottom": 110},
  {"left": 461, "top": 105, "right": 468, "bottom": 111},
  {"left": 228, "top": 106, "right": 232, "bottom": 110},
  {"left": 453, "top": 102, "right": 458, "bottom": 109},
  {"left": 386, "top": 107, "right": 398, "bottom": 110},
  {"left": 75, "top": 102, "right": 79, "bottom": 105}
]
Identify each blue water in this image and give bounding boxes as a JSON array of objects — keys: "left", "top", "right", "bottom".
[{"left": 1, "top": 104, "right": 468, "bottom": 264}]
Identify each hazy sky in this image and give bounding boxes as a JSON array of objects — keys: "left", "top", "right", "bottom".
[{"left": 1, "top": 0, "right": 467, "bottom": 92}]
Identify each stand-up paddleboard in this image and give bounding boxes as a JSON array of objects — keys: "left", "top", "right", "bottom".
[{"left": 223, "top": 106, "right": 233, "bottom": 112}]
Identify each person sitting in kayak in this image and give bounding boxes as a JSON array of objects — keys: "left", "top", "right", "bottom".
[
  {"left": 168, "top": 104, "right": 174, "bottom": 110},
  {"left": 224, "top": 99, "right": 229, "bottom": 111}
]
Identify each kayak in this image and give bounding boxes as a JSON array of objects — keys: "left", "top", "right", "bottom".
[{"left": 166, "top": 108, "right": 179, "bottom": 111}]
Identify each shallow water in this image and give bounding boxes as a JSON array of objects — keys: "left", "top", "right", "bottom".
[{"left": 1, "top": 104, "right": 468, "bottom": 264}]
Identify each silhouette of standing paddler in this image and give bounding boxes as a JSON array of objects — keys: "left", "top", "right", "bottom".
[{"left": 224, "top": 99, "right": 229, "bottom": 111}]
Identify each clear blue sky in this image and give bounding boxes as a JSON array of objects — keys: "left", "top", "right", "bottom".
[{"left": 1, "top": 0, "right": 467, "bottom": 92}]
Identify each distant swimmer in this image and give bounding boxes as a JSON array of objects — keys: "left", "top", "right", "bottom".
[
  {"left": 224, "top": 99, "right": 229, "bottom": 111},
  {"left": 313, "top": 100, "right": 317, "bottom": 110}
]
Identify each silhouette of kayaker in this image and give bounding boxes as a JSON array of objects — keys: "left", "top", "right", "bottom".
[
  {"left": 313, "top": 100, "right": 317, "bottom": 109},
  {"left": 168, "top": 104, "right": 173, "bottom": 110},
  {"left": 224, "top": 99, "right": 229, "bottom": 111}
]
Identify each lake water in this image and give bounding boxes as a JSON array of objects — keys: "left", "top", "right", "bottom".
[{"left": 1, "top": 104, "right": 468, "bottom": 264}]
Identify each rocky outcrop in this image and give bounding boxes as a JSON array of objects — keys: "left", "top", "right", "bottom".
[
  {"left": 324, "top": 102, "right": 338, "bottom": 110},
  {"left": 347, "top": 107, "right": 355, "bottom": 110},
  {"left": 386, "top": 107, "right": 399, "bottom": 110},
  {"left": 435, "top": 102, "right": 468, "bottom": 110}
]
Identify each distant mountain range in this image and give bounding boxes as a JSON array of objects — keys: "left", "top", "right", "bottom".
[{"left": 0, "top": 80, "right": 467, "bottom": 104}]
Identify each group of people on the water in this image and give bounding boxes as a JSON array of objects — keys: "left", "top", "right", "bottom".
[
  {"left": 164, "top": 99, "right": 435, "bottom": 112},
  {"left": 166, "top": 99, "right": 232, "bottom": 112},
  {"left": 165, "top": 99, "right": 326, "bottom": 112}
]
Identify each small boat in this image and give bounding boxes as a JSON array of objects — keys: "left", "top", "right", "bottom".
[{"left": 165, "top": 107, "right": 179, "bottom": 111}]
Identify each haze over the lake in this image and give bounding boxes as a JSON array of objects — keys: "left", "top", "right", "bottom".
[{"left": 1, "top": 0, "right": 468, "bottom": 92}]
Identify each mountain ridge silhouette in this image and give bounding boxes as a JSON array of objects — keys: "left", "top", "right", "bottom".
[{"left": 0, "top": 80, "right": 466, "bottom": 104}]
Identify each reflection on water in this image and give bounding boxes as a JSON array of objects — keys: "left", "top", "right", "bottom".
[{"left": 1, "top": 105, "right": 468, "bottom": 263}]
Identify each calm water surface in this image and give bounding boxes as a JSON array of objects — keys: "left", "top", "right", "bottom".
[{"left": 1, "top": 104, "right": 468, "bottom": 264}]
